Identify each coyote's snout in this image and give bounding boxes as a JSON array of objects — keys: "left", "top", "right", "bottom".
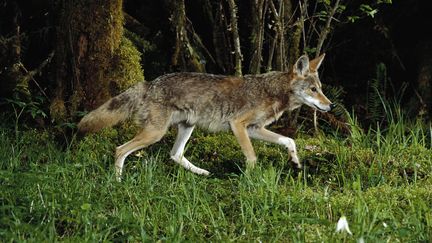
[{"left": 78, "top": 54, "right": 334, "bottom": 180}]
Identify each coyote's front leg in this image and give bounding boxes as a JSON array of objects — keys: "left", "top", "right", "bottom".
[
  {"left": 230, "top": 121, "right": 257, "bottom": 169},
  {"left": 248, "top": 127, "right": 301, "bottom": 168}
]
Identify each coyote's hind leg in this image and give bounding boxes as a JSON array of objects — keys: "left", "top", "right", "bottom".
[
  {"left": 115, "top": 127, "right": 166, "bottom": 181},
  {"left": 170, "top": 123, "right": 210, "bottom": 175},
  {"left": 115, "top": 106, "right": 171, "bottom": 181}
]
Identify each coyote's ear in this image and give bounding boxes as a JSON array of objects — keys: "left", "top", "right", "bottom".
[
  {"left": 309, "top": 53, "right": 325, "bottom": 71},
  {"left": 294, "top": 55, "right": 309, "bottom": 77}
]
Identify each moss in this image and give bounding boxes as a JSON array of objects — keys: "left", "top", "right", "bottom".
[
  {"left": 52, "top": 0, "right": 147, "bottom": 123},
  {"left": 107, "top": 36, "right": 145, "bottom": 93},
  {"left": 49, "top": 97, "right": 67, "bottom": 122},
  {"left": 68, "top": 0, "right": 124, "bottom": 110}
]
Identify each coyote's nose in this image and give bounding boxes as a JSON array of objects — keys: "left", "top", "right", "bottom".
[{"left": 330, "top": 103, "right": 336, "bottom": 111}]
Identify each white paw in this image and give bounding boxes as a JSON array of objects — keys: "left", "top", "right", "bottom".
[
  {"left": 291, "top": 155, "right": 302, "bottom": 168},
  {"left": 115, "top": 169, "right": 122, "bottom": 182},
  {"left": 194, "top": 168, "right": 210, "bottom": 176}
]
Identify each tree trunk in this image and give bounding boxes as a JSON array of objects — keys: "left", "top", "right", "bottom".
[
  {"left": 171, "top": 0, "right": 205, "bottom": 73},
  {"left": 0, "top": 2, "right": 28, "bottom": 99},
  {"left": 266, "top": 0, "right": 295, "bottom": 72},
  {"left": 50, "top": 0, "right": 124, "bottom": 122},
  {"left": 212, "top": 1, "right": 234, "bottom": 73},
  {"left": 249, "top": 0, "right": 266, "bottom": 74},
  {"left": 227, "top": 0, "right": 243, "bottom": 76},
  {"left": 278, "top": 0, "right": 302, "bottom": 131}
]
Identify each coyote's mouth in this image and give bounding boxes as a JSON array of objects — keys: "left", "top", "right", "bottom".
[{"left": 314, "top": 104, "right": 328, "bottom": 112}]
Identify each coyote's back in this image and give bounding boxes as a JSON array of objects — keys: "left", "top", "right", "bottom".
[{"left": 133, "top": 72, "right": 294, "bottom": 132}]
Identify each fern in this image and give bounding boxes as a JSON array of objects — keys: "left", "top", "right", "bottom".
[
  {"left": 318, "top": 84, "right": 350, "bottom": 134},
  {"left": 367, "top": 63, "right": 387, "bottom": 123},
  {"left": 324, "top": 84, "right": 347, "bottom": 117}
]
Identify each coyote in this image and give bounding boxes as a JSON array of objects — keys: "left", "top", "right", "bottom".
[{"left": 78, "top": 54, "right": 334, "bottom": 180}]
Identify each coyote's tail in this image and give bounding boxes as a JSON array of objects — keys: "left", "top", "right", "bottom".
[{"left": 77, "top": 82, "right": 147, "bottom": 134}]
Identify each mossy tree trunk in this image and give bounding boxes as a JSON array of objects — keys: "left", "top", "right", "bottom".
[{"left": 50, "top": 0, "right": 124, "bottom": 122}]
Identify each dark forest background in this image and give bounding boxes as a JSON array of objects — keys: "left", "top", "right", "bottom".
[{"left": 0, "top": 0, "right": 431, "bottom": 132}]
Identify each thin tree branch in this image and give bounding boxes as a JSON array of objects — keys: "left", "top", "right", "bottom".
[
  {"left": 18, "top": 51, "right": 54, "bottom": 99},
  {"left": 315, "top": 0, "right": 340, "bottom": 58}
]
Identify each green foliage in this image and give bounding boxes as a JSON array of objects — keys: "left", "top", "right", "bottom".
[
  {"left": 366, "top": 63, "right": 409, "bottom": 126},
  {"left": 343, "top": 1, "right": 392, "bottom": 24},
  {"left": 324, "top": 84, "right": 346, "bottom": 117},
  {"left": 367, "top": 63, "right": 388, "bottom": 123},
  {"left": 2, "top": 96, "right": 47, "bottom": 121},
  {"left": 1, "top": 95, "right": 48, "bottom": 134},
  {"left": 360, "top": 4, "right": 379, "bottom": 18},
  {"left": 1, "top": 107, "right": 431, "bottom": 241}
]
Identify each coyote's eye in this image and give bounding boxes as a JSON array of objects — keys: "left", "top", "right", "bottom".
[{"left": 311, "top": 87, "right": 317, "bottom": 92}]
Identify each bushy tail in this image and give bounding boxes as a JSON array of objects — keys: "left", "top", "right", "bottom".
[{"left": 77, "top": 82, "right": 147, "bottom": 134}]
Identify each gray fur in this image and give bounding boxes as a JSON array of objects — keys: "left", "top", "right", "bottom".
[{"left": 77, "top": 55, "right": 333, "bottom": 178}]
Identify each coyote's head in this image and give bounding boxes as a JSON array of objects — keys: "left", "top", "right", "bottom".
[{"left": 291, "top": 54, "right": 335, "bottom": 112}]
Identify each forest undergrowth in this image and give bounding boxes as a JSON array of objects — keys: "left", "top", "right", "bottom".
[{"left": 1, "top": 107, "right": 431, "bottom": 242}]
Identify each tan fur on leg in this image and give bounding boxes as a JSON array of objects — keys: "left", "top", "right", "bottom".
[
  {"left": 230, "top": 120, "right": 257, "bottom": 169},
  {"left": 115, "top": 127, "right": 166, "bottom": 181}
]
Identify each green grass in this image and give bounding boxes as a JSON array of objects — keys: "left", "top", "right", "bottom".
[{"left": 1, "top": 116, "right": 431, "bottom": 242}]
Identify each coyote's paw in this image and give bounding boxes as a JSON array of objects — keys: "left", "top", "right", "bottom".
[
  {"left": 245, "top": 158, "right": 257, "bottom": 170},
  {"left": 291, "top": 155, "right": 302, "bottom": 169},
  {"left": 115, "top": 168, "right": 123, "bottom": 182},
  {"left": 193, "top": 168, "right": 210, "bottom": 176}
]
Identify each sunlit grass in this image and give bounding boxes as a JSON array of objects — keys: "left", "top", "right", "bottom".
[{"left": 0, "top": 113, "right": 431, "bottom": 241}]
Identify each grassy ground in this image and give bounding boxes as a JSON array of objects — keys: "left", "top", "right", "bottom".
[{"left": 0, "top": 115, "right": 431, "bottom": 242}]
